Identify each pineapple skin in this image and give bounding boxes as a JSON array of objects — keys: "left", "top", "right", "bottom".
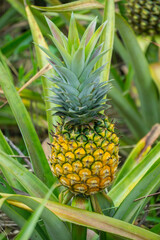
[
  {"left": 50, "top": 117, "right": 119, "bottom": 195},
  {"left": 126, "top": 0, "right": 160, "bottom": 35}
]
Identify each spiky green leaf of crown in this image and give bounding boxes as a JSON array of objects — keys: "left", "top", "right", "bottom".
[{"left": 40, "top": 14, "right": 110, "bottom": 124}]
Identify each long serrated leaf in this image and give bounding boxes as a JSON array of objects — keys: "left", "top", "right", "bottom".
[
  {"left": 113, "top": 124, "right": 160, "bottom": 186},
  {"left": 1, "top": 201, "right": 46, "bottom": 240},
  {"left": 0, "top": 177, "right": 46, "bottom": 240},
  {"left": 3, "top": 194, "right": 160, "bottom": 240},
  {"left": 0, "top": 62, "right": 55, "bottom": 187},
  {"left": 0, "top": 150, "right": 58, "bottom": 201},
  {"left": 114, "top": 161, "right": 160, "bottom": 223},
  {"left": 1, "top": 194, "right": 71, "bottom": 240},
  {"left": 14, "top": 184, "right": 57, "bottom": 240},
  {"left": 108, "top": 142, "right": 160, "bottom": 207}
]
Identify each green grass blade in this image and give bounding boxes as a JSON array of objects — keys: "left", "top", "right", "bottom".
[
  {"left": 0, "top": 149, "right": 57, "bottom": 201},
  {"left": 115, "top": 14, "right": 159, "bottom": 128},
  {"left": 2, "top": 194, "right": 160, "bottom": 240},
  {"left": 0, "top": 62, "right": 55, "bottom": 187},
  {"left": 109, "top": 142, "right": 160, "bottom": 207},
  {"left": 114, "top": 161, "right": 160, "bottom": 223}
]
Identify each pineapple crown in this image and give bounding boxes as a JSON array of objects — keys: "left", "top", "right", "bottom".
[{"left": 40, "top": 13, "right": 110, "bottom": 124}]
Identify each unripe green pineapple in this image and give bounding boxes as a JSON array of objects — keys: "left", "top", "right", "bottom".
[
  {"left": 125, "top": 0, "right": 160, "bottom": 35},
  {"left": 41, "top": 14, "right": 119, "bottom": 195}
]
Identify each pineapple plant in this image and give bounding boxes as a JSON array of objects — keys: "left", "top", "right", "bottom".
[
  {"left": 40, "top": 15, "right": 119, "bottom": 195},
  {"left": 1, "top": 2, "right": 160, "bottom": 239},
  {"left": 124, "top": 0, "right": 160, "bottom": 35}
]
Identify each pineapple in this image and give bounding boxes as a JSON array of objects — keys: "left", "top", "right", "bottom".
[
  {"left": 41, "top": 14, "right": 119, "bottom": 195},
  {"left": 125, "top": 0, "right": 160, "bottom": 35}
]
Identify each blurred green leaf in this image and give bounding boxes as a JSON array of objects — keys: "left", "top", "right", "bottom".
[
  {"left": 1, "top": 31, "right": 32, "bottom": 57},
  {"left": 115, "top": 14, "right": 159, "bottom": 129},
  {"left": 109, "top": 86, "right": 146, "bottom": 138},
  {"left": 6, "top": 0, "right": 26, "bottom": 17},
  {"left": 151, "top": 223, "right": 160, "bottom": 234},
  {"left": 31, "top": 0, "right": 104, "bottom": 12},
  {"left": 150, "top": 62, "right": 160, "bottom": 93},
  {"left": 0, "top": 8, "right": 16, "bottom": 30},
  {"left": 0, "top": 233, "right": 7, "bottom": 240},
  {"left": 114, "top": 33, "right": 130, "bottom": 64}
]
